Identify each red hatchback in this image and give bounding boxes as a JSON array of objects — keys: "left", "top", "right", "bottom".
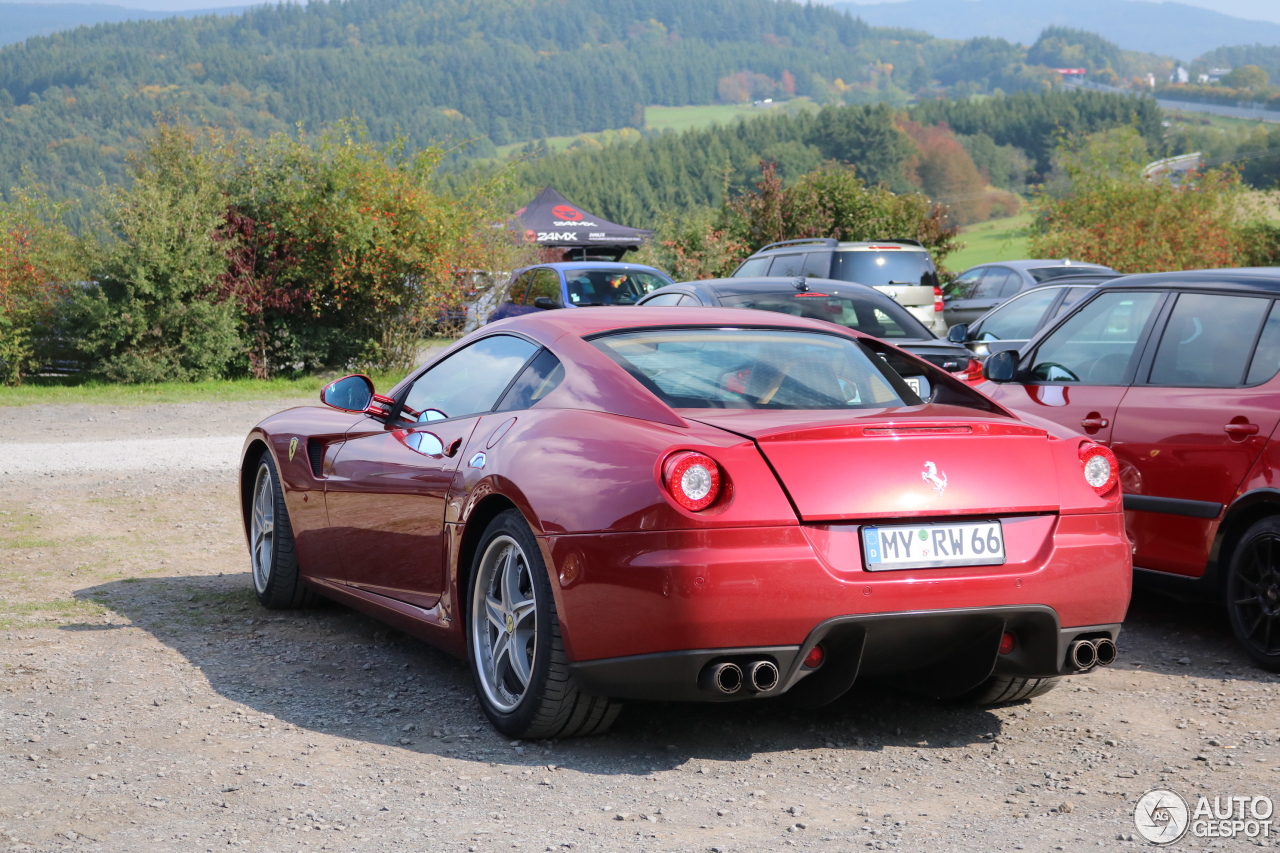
[
  {"left": 241, "top": 308, "right": 1131, "bottom": 738},
  {"left": 979, "top": 270, "right": 1280, "bottom": 671}
]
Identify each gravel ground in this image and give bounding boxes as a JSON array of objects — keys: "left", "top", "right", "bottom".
[{"left": 1, "top": 401, "right": 1278, "bottom": 853}]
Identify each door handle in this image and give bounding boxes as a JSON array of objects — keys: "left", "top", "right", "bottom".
[
  {"left": 1080, "top": 413, "right": 1109, "bottom": 432},
  {"left": 1224, "top": 422, "right": 1260, "bottom": 438}
]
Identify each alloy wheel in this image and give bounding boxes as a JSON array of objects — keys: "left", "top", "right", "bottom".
[
  {"left": 472, "top": 535, "right": 538, "bottom": 713},
  {"left": 1231, "top": 533, "right": 1280, "bottom": 659},
  {"left": 250, "top": 464, "right": 275, "bottom": 594}
]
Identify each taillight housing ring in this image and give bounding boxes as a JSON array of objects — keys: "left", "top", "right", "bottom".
[
  {"left": 1079, "top": 443, "right": 1119, "bottom": 495},
  {"left": 662, "top": 451, "right": 723, "bottom": 512}
]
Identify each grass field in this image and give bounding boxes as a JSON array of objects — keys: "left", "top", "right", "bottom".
[
  {"left": 948, "top": 211, "right": 1033, "bottom": 270},
  {"left": 491, "top": 101, "right": 805, "bottom": 160},
  {"left": 0, "top": 362, "right": 444, "bottom": 407},
  {"left": 643, "top": 104, "right": 764, "bottom": 132}
]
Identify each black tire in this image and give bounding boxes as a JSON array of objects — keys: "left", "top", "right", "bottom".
[
  {"left": 960, "top": 675, "right": 1060, "bottom": 706},
  {"left": 466, "top": 509, "right": 621, "bottom": 739},
  {"left": 248, "top": 452, "right": 312, "bottom": 609},
  {"left": 1226, "top": 517, "right": 1280, "bottom": 672}
]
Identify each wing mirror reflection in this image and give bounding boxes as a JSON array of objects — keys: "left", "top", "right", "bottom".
[
  {"left": 946, "top": 324, "right": 968, "bottom": 344},
  {"left": 320, "top": 374, "right": 375, "bottom": 412},
  {"left": 405, "top": 432, "right": 445, "bottom": 457},
  {"left": 982, "top": 349, "right": 1018, "bottom": 383}
]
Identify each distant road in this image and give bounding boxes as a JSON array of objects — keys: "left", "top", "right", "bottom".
[{"left": 1068, "top": 81, "right": 1280, "bottom": 124}]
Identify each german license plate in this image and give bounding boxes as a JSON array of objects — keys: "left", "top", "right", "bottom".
[{"left": 862, "top": 521, "right": 1005, "bottom": 570}]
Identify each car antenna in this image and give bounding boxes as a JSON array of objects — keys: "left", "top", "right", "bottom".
[{"left": 793, "top": 275, "right": 809, "bottom": 292}]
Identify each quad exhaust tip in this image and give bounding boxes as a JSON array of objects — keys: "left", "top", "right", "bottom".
[
  {"left": 700, "top": 659, "right": 780, "bottom": 695},
  {"left": 700, "top": 662, "right": 743, "bottom": 695},
  {"left": 1067, "top": 638, "right": 1117, "bottom": 671},
  {"left": 746, "top": 660, "right": 779, "bottom": 692},
  {"left": 1094, "top": 637, "right": 1118, "bottom": 667}
]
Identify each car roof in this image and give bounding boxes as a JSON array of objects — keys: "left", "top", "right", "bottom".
[
  {"left": 750, "top": 240, "right": 929, "bottom": 254},
  {"left": 1026, "top": 273, "right": 1121, "bottom": 288},
  {"left": 1096, "top": 268, "right": 1280, "bottom": 294},
  {"left": 526, "top": 262, "right": 670, "bottom": 273},
  {"left": 490, "top": 305, "right": 867, "bottom": 340},
  {"left": 968, "top": 260, "right": 1114, "bottom": 272},
  {"left": 665, "top": 276, "right": 884, "bottom": 297}
]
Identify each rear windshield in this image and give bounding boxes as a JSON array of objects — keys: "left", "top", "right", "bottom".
[
  {"left": 591, "top": 328, "right": 918, "bottom": 410},
  {"left": 830, "top": 251, "right": 935, "bottom": 288},
  {"left": 717, "top": 290, "right": 932, "bottom": 339},
  {"left": 1029, "top": 266, "right": 1107, "bottom": 283},
  {"left": 564, "top": 269, "right": 670, "bottom": 306}
]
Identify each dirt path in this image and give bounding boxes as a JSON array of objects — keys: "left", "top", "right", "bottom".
[{"left": 1, "top": 401, "right": 1277, "bottom": 852}]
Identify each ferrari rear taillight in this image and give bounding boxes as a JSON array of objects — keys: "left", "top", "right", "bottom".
[
  {"left": 663, "top": 452, "right": 722, "bottom": 511},
  {"left": 933, "top": 285, "right": 944, "bottom": 313},
  {"left": 1079, "top": 443, "right": 1119, "bottom": 494}
]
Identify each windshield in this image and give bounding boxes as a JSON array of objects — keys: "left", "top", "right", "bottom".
[
  {"left": 1029, "top": 266, "right": 1107, "bottom": 283},
  {"left": 830, "top": 251, "right": 935, "bottom": 288},
  {"left": 564, "top": 269, "right": 670, "bottom": 306},
  {"left": 592, "top": 328, "right": 917, "bottom": 410},
  {"left": 717, "top": 290, "right": 932, "bottom": 339}
]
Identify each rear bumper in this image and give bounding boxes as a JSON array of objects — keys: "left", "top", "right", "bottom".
[
  {"left": 549, "top": 511, "right": 1131, "bottom": 700},
  {"left": 571, "top": 606, "right": 1121, "bottom": 702}
]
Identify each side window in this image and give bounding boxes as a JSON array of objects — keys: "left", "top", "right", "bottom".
[
  {"left": 1028, "top": 290, "right": 1162, "bottom": 385},
  {"left": 1247, "top": 301, "right": 1280, "bottom": 385},
  {"left": 1148, "top": 293, "right": 1269, "bottom": 387},
  {"left": 1052, "top": 286, "right": 1092, "bottom": 319},
  {"left": 496, "top": 349, "right": 565, "bottom": 412},
  {"left": 402, "top": 335, "right": 538, "bottom": 421},
  {"left": 734, "top": 257, "right": 770, "bottom": 277},
  {"left": 677, "top": 294, "right": 701, "bottom": 306},
  {"left": 997, "top": 275, "right": 1024, "bottom": 298},
  {"left": 506, "top": 272, "right": 533, "bottom": 305},
  {"left": 767, "top": 254, "right": 804, "bottom": 277},
  {"left": 975, "top": 287, "right": 1061, "bottom": 341},
  {"left": 527, "top": 269, "right": 562, "bottom": 305},
  {"left": 972, "top": 267, "right": 1014, "bottom": 299},
  {"left": 800, "top": 252, "right": 831, "bottom": 277},
  {"left": 642, "top": 292, "right": 684, "bottom": 306},
  {"left": 948, "top": 267, "right": 984, "bottom": 299}
]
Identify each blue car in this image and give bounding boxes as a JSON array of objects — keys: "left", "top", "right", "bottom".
[{"left": 487, "top": 262, "right": 674, "bottom": 323}]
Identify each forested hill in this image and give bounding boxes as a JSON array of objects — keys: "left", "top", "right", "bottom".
[{"left": 1, "top": 0, "right": 953, "bottom": 197}]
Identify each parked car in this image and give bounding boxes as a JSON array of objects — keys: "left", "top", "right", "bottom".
[
  {"left": 487, "top": 262, "right": 674, "bottom": 323},
  {"left": 978, "top": 269, "right": 1280, "bottom": 671},
  {"left": 637, "top": 276, "right": 973, "bottom": 397},
  {"left": 730, "top": 239, "right": 946, "bottom": 334},
  {"left": 945, "top": 273, "right": 1121, "bottom": 382},
  {"left": 944, "top": 260, "right": 1116, "bottom": 328},
  {"left": 241, "top": 307, "right": 1131, "bottom": 738}
]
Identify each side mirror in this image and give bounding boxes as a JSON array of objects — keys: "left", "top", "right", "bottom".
[
  {"left": 533, "top": 295, "right": 560, "bottom": 310},
  {"left": 946, "top": 324, "right": 968, "bottom": 344},
  {"left": 982, "top": 349, "right": 1018, "bottom": 383},
  {"left": 320, "top": 374, "right": 375, "bottom": 412}
]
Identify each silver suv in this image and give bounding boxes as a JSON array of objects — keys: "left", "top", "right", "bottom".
[{"left": 731, "top": 239, "right": 944, "bottom": 333}]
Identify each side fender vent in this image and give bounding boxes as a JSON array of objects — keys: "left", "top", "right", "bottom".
[{"left": 306, "top": 439, "right": 325, "bottom": 478}]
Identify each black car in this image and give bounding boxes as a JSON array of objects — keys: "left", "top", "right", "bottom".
[
  {"left": 637, "top": 276, "right": 973, "bottom": 396},
  {"left": 947, "top": 273, "right": 1122, "bottom": 363}
]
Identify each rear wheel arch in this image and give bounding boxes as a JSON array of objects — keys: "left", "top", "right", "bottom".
[
  {"left": 1213, "top": 489, "right": 1280, "bottom": 592},
  {"left": 458, "top": 494, "right": 522, "bottom": 626}
]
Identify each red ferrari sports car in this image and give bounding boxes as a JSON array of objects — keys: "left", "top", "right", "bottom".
[{"left": 240, "top": 308, "right": 1131, "bottom": 738}]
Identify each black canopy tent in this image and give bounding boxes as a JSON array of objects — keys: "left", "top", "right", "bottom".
[{"left": 512, "top": 187, "right": 652, "bottom": 261}]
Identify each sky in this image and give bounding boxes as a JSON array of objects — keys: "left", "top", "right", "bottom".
[{"left": 834, "top": 0, "right": 1280, "bottom": 25}]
